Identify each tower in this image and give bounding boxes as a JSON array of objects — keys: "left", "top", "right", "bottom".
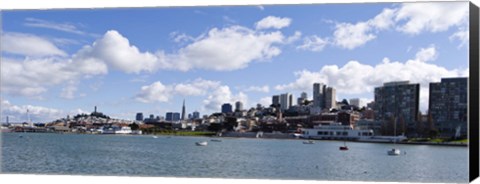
[{"left": 181, "top": 99, "right": 186, "bottom": 120}]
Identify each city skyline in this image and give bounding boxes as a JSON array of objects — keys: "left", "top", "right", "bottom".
[{"left": 1, "top": 2, "right": 469, "bottom": 122}]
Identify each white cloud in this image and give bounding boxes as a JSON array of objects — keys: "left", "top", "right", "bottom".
[
  {"left": 333, "top": 22, "right": 376, "bottom": 50},
  {"left": 1, "top": 32, "right": 67, "bottom": 57},
  {"left": 449, "top": 26, "right": 469, "bottom": 48},
  {"left": 24, "top": 17, "right": 86, "bottom": 35},
  {"left": 1, "top": 99, "right": 63, "bottom": 122},
  {"left": 286, "top": 31, "right": 302, "bottom": 44},
  {"left": 172, "top": 26, "right": 284, "bottom": 71},
  {"left": 60, "top": 81, "right": 79, "bottom": 99},
  {"left": 202, "top": 86, "right": 248, "bottom": 112},
  {"left": 135, "top": 78, "right": 221, "bottom": 103},
  {"left": 297, "top": 35, "right": 329, "bottom": 52},
  {"left": 73, "top": 30, "right": 159, "bottom": 74},
  {"left": 305, "top": 2, "right": 468, "bottom": 51},
  {"left": 368, "top": 8, "right": 397, "bottom": 30},
  {"left": 1, "top": 57, "right": 107, "bottom": 98},
  {"left": 244, "top": 85, "right": 270, "bottom": 93},
  {"left": 414, "top": 45, "right": 437, "bottom": 62},
  {"left": 395, "top": 2, "right": 468, "bottom": 34},
  {"left": 275, "top": 45, "right": 468, "bottom": 112},
  {"left": 257, "top": 5, "right": 265, "bottom": 11},
  {"left": 170, "top": 31, "right": 195, "bottom": 43},
  {"left": 258, "top": 96, "right": 272, "bottom": 107},
  {"left": 135, "top": 81, "right": 172, "bottom": 103},
  {"left": 255, "top": 16, "right": 292, "bottom": 30}
]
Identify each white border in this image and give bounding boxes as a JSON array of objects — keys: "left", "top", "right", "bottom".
[{"left": 0, "top": 1, "right": 477, "bottom": 184}]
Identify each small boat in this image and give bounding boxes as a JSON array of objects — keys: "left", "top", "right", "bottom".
[
  {"left": 303, "top": 140, "right": 314, "bottom": 144},
  {"left": 152, "top": 136, "right": 158, "bottom": 139},
  {"left": 195, "top": 141, "right": 208, "bottom": 146},
  {"left": 339, "top": 140, "right": 348, "bottom": 151},
  {"left": 388, "top": 148, "right": 401, "bottom": 156},
  {"left": 210, "top": 139, "right": 222, "bottom": 142}
]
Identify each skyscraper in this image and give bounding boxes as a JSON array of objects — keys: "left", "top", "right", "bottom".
[
  {"left": 135, "top": 112, "right": 144, "bottom": 121},
  {"left": 221, "top": 103, "right": 233, "bottom": 113},
  {"left": 374, "top": 81, "right": 419, "bottom": 124},
  {"left": 272, "top": 95, "right": 280, "bottom": 107},
  {"left": 325, "top": 87, "right": 336, "bottom": 110},
  {"left": 192, "top": 111, "right": 200, "bottom": 119},
  {"left": 313, "top": 83, "right": 325, "bottom": 108},
  {"left": 429, "top": 77, "right": 467, "bottom": 135},
  {"left": 235, "top": 101, "right": 243, "bottom": 112},
  {"left": 280, "top": 93, "right": 292, "bottom": 111},
  {"left": 181, "top": 99, "right": 186, "bottom": 120}
]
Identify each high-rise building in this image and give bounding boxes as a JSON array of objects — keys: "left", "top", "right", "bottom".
[
  {"left": 280, "top": 93, "right": 293, "bottom": 111},
  {"left": 166, "top": 112, "right": 181, "bottom": 121},
  {"left": 221, "top": 103, "right": 233, "bottom": 113},
  {"left": 235, "top": 101, "right": 244, "bottom": 112},
  {"left": 374, "top": 81, "right": 419, "bottom": 124},
  {"left": 349, "top": 98, "right": 365, "bottom": 108},
  {"left": 313, "top": 83, "right": 325, "bottom": 108},
  {"left": 192, "top": 111, "right": 200, "bottom": 119},
  {"left": 325, "top": 87, "right": 336, "bottom": 110},
  {"left": 135, "top": 112, "right": 144, "bottom": 121},
  {"left": 429, "top": 77, "right": 467, "bottom": 135},
  {"left": 181, "top": 99, "right": 186, "bottom": 120},
  {"left": 272, "top": 95, "right": 280, "bottom": 107}
]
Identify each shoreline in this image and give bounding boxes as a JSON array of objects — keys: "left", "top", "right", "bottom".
[{"left": 2, "top": 131, "right": 468, "bottom": 147}]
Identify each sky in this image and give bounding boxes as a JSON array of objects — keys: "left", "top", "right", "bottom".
[{"left": 0, "top": 2, "right": 470, "bottom": 123}]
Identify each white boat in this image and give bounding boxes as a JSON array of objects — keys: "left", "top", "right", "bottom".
[
  {"left": 195, "top": 141, "right": 208, "bottom": 146},
  {"left": 388, "top": 148, "right": 401, "bottom": 155},
  {"left": 301, "top": 123, "right": 374, "bottom": 140},
  {"left": 152, "top": 136, "right": 158, "bottom": 139},
  {"left": 387, "top": 117, "right": 402, "bottom": 156},
  {"left": 303, "top": 140, "right": 315, "bottom": 144}
]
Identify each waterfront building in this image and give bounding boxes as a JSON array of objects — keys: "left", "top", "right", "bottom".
[
  {"left": 235, "top": 101, "right": 244, "bottom": 112},
  {"left": 272, "top": 95, "right": 280, "bottom": 107},
  {"left": 429, "top": 77, "right": 468, "bottom": 137},
  {"left": 166, "top": 112, "right": 181, "bottom": 122},
  {"left": 221, "top": 103, "right": 233, "bottom": 114},
  {"left": 337, "top": 111, "right": 360, "bottom": 127},
  {"left": 135, "top": 112, "right": 144, "bottom": 121},
  {"left": 374, "top": 81, "right": 420, "bottom": 130}
]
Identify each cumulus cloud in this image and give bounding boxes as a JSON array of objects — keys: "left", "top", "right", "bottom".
[
  {"left": 255, "top": 16, "right": 292, "bottom": 30},
  {"left": 171, "top": 26, "right": 284, "bottom": 71},
  {"left": 275, "top": 45, "right": 468, "bottom": 112},
  {"left": 333, "top": 22, "right": 376, "bottom": 50},
  {"left": 395, "top": 2, "right": 468, "bottom": 34},
  {"left": 202, "top": 86, "right": 248, "bottom": 112},
  {"left": 1, "top": 32, "right": 67, "bottom": 57},
  {"left": 1, "top": 56, "right": 107, "bottom": 98},
  {"left": 135, "top": 78, "right": 221, "bottom": 103},
  {"left": 135, "top": 79, "right": 250, "bottom": 112},
  {"left": 73, "top": 30, "right": 159, "bottom": 74},
  {"left": 302, "top": 2, "right": 468, "bottom": 51},
  {"left": 1, "top": 99, "right": 63, "bottom": 122},
  {"left": 258, "top": 96, "right": 272, "bottom": 107}
]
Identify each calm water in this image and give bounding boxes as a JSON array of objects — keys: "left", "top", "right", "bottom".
[{"left": 1, "top": 133, "right": 468, "bottom": 183}]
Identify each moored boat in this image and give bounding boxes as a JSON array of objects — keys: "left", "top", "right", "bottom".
[
  {"left": 195, "top": 141, "right": 208, "bottom": 146},
  {"left": 303, "top": 140, "right": 315, "bottom": 144}
]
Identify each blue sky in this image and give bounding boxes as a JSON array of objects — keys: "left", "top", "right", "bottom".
[{"left": 1, "top": 2, "right": 469, "bottom": 122}]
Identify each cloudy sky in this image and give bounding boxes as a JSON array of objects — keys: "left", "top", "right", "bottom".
[{"left": 1, "top": 2, "right": 469, "bottom": 123}]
